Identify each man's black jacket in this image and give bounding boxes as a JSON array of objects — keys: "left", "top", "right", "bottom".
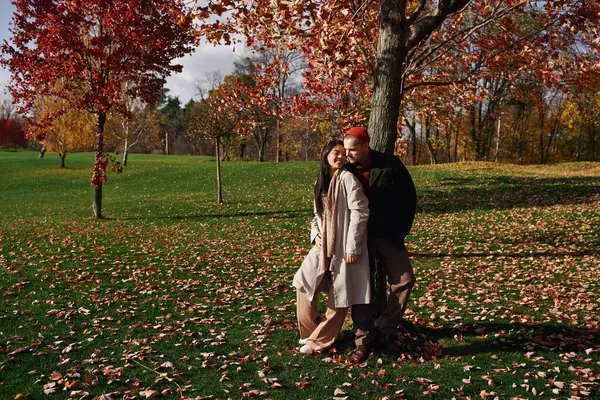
[{"left": 368, "top": 150, "right": 417, "bottom": 240}]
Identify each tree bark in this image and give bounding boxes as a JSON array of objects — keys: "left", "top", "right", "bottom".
[
  {"left": 93, "top": 113, "right": 106, "bottom": 219},
  {"left": 59, "top": 152, "right": 66, "bottom": 168},
  {"left": 39, "top": 145, "right": 46, "bottom": 158},
  {"left": 123, "top": 137, "right": 129, "bottom": 166},
  {"left": 276, "top": 117, "right": 281, "bottom": 162},
  {"left": 494, "top": 118, "right": 501, "bottom": 162},
  {"left": 539, "top": 112, "right": 545, "bottom": 164},
  {"left": 368, "top": 0, "right": 471, "bottom": 154},
  {"left": 216, "top": 137, "right": 223, "bottom": 204},
  {"left": 255, "top": 128, "right": 267, "bottom": 162},
  {"left": 368, "top": 0, "right": 406, "bottom": 154},
  {"left": 239, "top": 142, "right": 246, "bottom": 160},
  {"left": 406, "top": 117, "right": 418, "bottom": 165}
]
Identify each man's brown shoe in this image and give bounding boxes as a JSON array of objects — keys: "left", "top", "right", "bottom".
[{"left": 350, "top": 346, "right": 370, "bottom": 364}]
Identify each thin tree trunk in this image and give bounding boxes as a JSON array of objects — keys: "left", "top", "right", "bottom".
[
  {"left": 406, "top": 118, "right": 417, "bottom": 165},
  {"left": 39, "top": 144, "right": 46, "bottom": 158},
  {"left": 424, "top": 117, "right": 437, "bottom": 165},
  {"left": 494, "top": 118, "right": 501, "bottom": 162},
  {"left": 539, "top": 112, "right": 545, "bottom": 164},
  {"left": 59, "top": 152, "right": 66, "bottom": 168},
  {"left": 123, "top": 137, "right": 129, "bottom": 166},
  {"left": 255, "top": 129, "right": 266, "bottom": 162},
  {"left": 453, "top": 112, "right": 462, "bottom": 162},
  {"left": 590, "top": 124, "right": 597, "bottom": 160},
  {"left": 239, "top": 142, "right": 246, "bottom": 160},
  {"left": 304, "top": 130, "right": 309, "bottom": 161},
  {"left": 216, "top": 137, "right": 223, "bottom": 204},
  {"left": 165, "top": 132, "right": 169, "bottom": 155},
  {"left": 276, "top": 117, "right": 281, "bottom": 162},
  {"left": 368, "top": 0, "right": 405, "bottom": 154},
  {"left": 93, "top": 113, "right": 106, "bottom": 219}
]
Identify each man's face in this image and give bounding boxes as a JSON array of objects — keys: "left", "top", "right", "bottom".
[{"left": 344, "top": 135, "right": 369, "bottom": 165}]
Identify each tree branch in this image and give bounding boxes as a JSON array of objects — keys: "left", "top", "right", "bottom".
[
  {"left": 406, "top": 1, "right": 527, "bottom": 76},
  {"left": 403, "top": 18, "right": 560, "bottom": 92},
  {"left": 406, "top": 0, "right": 472, "bottom": 50},
  {"left": 406, "top": 0, "right": 427, "bottom": 25}
]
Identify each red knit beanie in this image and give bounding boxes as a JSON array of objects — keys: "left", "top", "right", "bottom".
[{"left": 345, "top": 127, "right": 370, "bottom": 143}]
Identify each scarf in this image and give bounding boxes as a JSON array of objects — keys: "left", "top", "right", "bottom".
[{"left": 320, "top": 169, "right": 341, "bottom": 272}]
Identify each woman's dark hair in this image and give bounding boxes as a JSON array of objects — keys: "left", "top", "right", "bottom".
[{"left": 314, "top": 139, "right": 361, "bottom": 216}]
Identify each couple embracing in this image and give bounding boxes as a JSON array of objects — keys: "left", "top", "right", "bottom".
[{"left": 293, "top": 127, "right": 417, "bottom": 363}]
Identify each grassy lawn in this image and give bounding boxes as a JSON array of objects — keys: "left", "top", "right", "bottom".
[{"left": 1, "top": 151, "right": 599, "bottom": 399}]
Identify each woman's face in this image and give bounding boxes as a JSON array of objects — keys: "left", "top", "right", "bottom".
[{"left": 327, "top": 144, "right": 347, "bottom": 171}]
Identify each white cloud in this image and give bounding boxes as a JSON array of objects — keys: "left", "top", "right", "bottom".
[
  {"left": 165, "top": 42, "right": 245, "bottom": 103},
  {"left": 0, "top": 68, "right": 13, "bottom": 101},
  {"left": 0, "top": 43, "right": 243, "bottom": 105}
]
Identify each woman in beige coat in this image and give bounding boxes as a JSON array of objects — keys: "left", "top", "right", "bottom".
[{"left": 293, "top": 140, "right": 370, "bottom": 354}]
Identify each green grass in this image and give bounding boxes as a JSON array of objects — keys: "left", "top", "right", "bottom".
[{"left": 1, "top": 151, "right": 599, "bottom": 399}]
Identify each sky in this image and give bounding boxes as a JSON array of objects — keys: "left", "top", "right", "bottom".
[{"left": 0, "top": 0, "right": 242, "bottom": 105}]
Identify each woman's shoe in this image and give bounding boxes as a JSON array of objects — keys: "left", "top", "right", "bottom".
[
  {"left": 298, "top": 338, "right": 308, "bottom": 345},
  {"left": 299, "top": 344, "right": 313, "bottom": 354}
]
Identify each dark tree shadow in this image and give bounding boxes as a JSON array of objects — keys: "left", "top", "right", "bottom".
[
  {"left": 334, "top": 320, "right": 600, "bottom": 362},
  {"left": 106, "top": 209, "right": 313, "bottom": 221},
  {"left": 418, "top": 175, "right": 600, "bottom": 213},
  {"left": 412, "top": 249, "right": 600, "bottom": 259}
]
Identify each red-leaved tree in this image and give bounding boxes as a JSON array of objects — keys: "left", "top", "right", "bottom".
[
  {"left": 1, "top": 0, "right": 195, "bottom": 218},
  {"left": 195, "top": 0, "right": 600, "bottom": 154},
  {"left": 0, "top": 117, "right": 27, "bottom": 148}
]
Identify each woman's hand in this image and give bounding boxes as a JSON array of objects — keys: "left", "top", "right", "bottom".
[
  {"left": 345, "top": 254, "right": 357, "bottom": 264},
  {"left": 315, "top": 233, "right": 322, "bottom": 247}
]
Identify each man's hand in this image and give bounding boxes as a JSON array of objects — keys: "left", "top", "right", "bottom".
[
  {"left": 345, "top": 254, "right": 357, "bottom": 264},
  {"left": 315, "top": 233, "right": 322, "bottom": 247}
]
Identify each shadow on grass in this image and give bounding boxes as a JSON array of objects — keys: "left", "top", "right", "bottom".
[
  {"left": 412, "top": 249, "right": 600, "bottom": 258},
  {"left": 420, "top": 322, "right": 599, "bottom": 355},
  {"left": 420, "top": 175, "right": 600, "bottom": 213},
  {"left": 107, "top": 208, "right": 313, "bottom": 221},
  {"left": 335, "top": 320, "right": 600, "bottom": 362}
]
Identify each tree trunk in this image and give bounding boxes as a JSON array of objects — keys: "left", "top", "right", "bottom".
[
  {"left": 123, "top": 137, "right": 129, "bottom": 166},
  {"left": 539, "top": 112, "right": 545, "bottom": 164},
  {"left": 165, "top": 132, "right": 169, "bottom": 155},
  {"left": 590, "top": 124, "right": 597, "bottom": 160},
  {"left": 276, "top": 117, "right": 281, "bottom": 162},
  {"left": 255, "top": 129, "right": 267, "bottom": 162},
  {"left": 93, "top": 113, "right": 106, "bottom": 219},
  {"left": 406, "top": 118, "right": 417, "bottom": 165},
  {"left": 453, "top": 124, "right": 460, "bottom": 162},
  {"left": 423, "top": 115, "right": 438, "bottom": 165},
  {"left": 494, "top": 118, "right": 501, "bottom": 162},
  {"left": 59, "top": 152, "right": 66, "bottom": 168},
  {"left": 304, "top": 130, "right": 309, "bottom": 161},
  {"left": 239, "top": 142, "right": 246, "bottom": 160},
  {"left": 368, "top": 0, "right": 405, "bottom": 154},
  {"left": 216, "top": 137, "right": 223, "bottom": 204},
  {"left": 39, "top": 145, "right": 46, "bottom": 158}
]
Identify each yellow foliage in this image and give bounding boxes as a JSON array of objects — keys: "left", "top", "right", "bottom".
[{"left": 35, "top": 96, "right": 97, "bottom": 153}]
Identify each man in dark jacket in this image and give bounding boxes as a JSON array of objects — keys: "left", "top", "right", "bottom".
[{"left": 343, "top": 127, "right": 417, "bottom": 363}]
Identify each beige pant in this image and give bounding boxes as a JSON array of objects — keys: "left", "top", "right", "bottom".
[
  {"left": 296, "top": 272, "right": 348, "bottom": 351},
  {"left": 353, "top": 235, "right": 416, "bottom": 345}
]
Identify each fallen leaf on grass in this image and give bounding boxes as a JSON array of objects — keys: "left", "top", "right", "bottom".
[
  {"left": 43, "top": 383, "right": 56, "bottom": 395},
  {"left": 139, "top": 389, "right": 159, "bottom": 398},
  {"left": 242, "top": 390, "right": 268, "bottom": 397},
  {"left": 295, "top": 381, "right": 310, "bottom": 389}
]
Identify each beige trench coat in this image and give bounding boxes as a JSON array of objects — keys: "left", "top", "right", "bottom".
[{"left": 293, "top": 169, "right": 370, "bottom": 308}]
